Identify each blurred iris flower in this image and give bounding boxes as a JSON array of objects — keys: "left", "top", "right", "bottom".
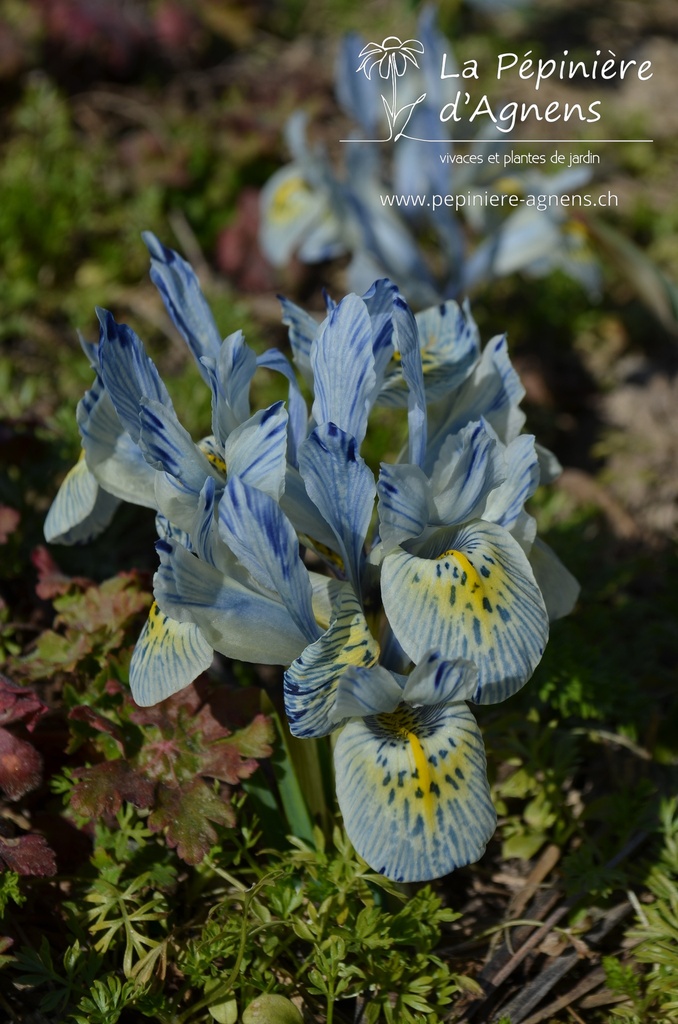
[
  {"left": 259, "top": 6, "right": 600, "bottom": 305},
  {"left": 46, "top": 234, "right": 578, "bottom": 881}
]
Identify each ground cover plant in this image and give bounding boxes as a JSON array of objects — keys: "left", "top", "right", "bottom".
[{"left": 1, "top": 0, "right": 678, "bottom": 1021}]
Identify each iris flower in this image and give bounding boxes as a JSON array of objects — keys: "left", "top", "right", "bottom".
[{"left": 46, "top": 236, "right": 578, "bottom": 882}]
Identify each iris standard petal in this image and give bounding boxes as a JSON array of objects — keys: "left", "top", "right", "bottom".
[
  {"left": 44, "top": 454, "right": 120, "bottom": 545},
  {"left": 334, "top": 701, "right": 496, "bottom": 882},
  {"left": 401, "top": 654, "right": 479, "bottom": 707},
  {"left": 284, "top": 588, "right": 380, "bottom": 739},
  {"left": 430, "top": 420, "right": 507, "bottom": 527},
  {"left": 425, "top": 334, "right": 526, "bottom": 472},
  {"left": 217, "top": 476, "right": 320, "bottom": 644},
  {"left": 378, "top": 300, "right": 480, "bottom": 407},
  {"left": 96, "top": 309, "right": 172, "bottom": 443},
  {"left": 138, "top": 398, "right": 216, "bottom": 490},
  {"left": 255, "top": 349, "right": 307, "bottom": 468},
  {"left": 129, "top": 602, "right": 213, "bottom": 706},
  {"left": 393, "top": 294, "right": 427, "bottom": 467},
  {"left": 259, "top": 163, "right": 337, "bottom": 267},
  {"left": 331, "top": 664, "right": 404, "bottom": 721},
  {"left": 480, "top": 433, "right": 539, "bottom": 530},
  {"left": 142, "top": 231, "right": 222, "bottom": 381},
  {"left": 311, "top": 293, "right": 376, "bottom": 446},
  {"left": 201, "top": 330, "right": 258, "bottom": 445},
  {"left": 381, "top": 520, "right": 549, "bottom": 703},
  {"left": 76, "top": 378, "right": 158, "bottom": 509},
  {"left": 298, "top": 424, "right": 376, "bottom": 596},
  {"left": 223, "top": 402, "right": 288, "bottom": 502},
  {"left": 377, "top": 462, "right": 431, "bottom": 549},
  {"left": 279, "top": 295, "right": 318, "bottom": 382},
  {"left": 154, "top": 538, "right": 309, "bottom": 665}
]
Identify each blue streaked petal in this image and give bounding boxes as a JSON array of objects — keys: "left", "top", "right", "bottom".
[
  {"left": 201, "top": 331, "right": 258, "bottom": 444},
  {"left": 129, "top": 602, "right": 213, "bottom": 706},
  {"left": 44, "top": 455, "right": 120, "bottom": 544},
  {"left": 154, "top": 538, "right": 308, "bottom": 665},
  {"left": 529, "top": 538, "right": 580, "bottom": 622},
  {"left": 377, "top": 462, "right": 431, "bottom": 549},
  {"left": 142, "top": 231, "right": 221, "bottom": 380},
  {"left": 311, "top": 294, "right": 375, "bottom": 445},
  {"left": 361, "top": 278, "right": 397, "bottom": 387},
  {"left": 298, "top": 424, "right": 376, "bottom": 595},
  {"left": 96, "top": 308, "right": 172, "bottom": 443},
  {"left": 334, "top": 702, "right": 496, "bottom": 882},
  {"left": 217, "top": 476, "right": 320, "bottom": 644},
  {"left": 393, "top": 294, "right": 427, "bottom": 466},
  {"left": 223, "top": 402, "right": 288, "bottom": 501},
  {"left": 381, "top": 521, "right": 549, "bottom": 703},
  {"left": 279, "top": 467, "right": 338, "bottom": 552},
  {"left": 256, "top": 349, "right": 307, "bottom": 467},
  {"left": 401, "top": 654, "right": 479, "bottom": 707},
  {"left": 426, "top": 334, "right": 526, "bottom": 471},
  {"left": 138, "top": 399, "right": 215, "bottom": 490},
  {"left": 332, "top": 665, "right": 404, "bottom": 721},
  {"left": 481, "top": 434, "right": 539, "bottom": 530},
  {"left": 259, "top": 163, "right": 337, "bottom": 266},
  {"left": 278, "top": 295, "right": 318, "bottom": 382},
  {"left": 76, "top": 378, "right": 157, "bottom": 508},
  {"left": 430, "top": 420, "right": 506, "bottom": 527},
  {"left": 284, "top": 588, "right": 380, "bottom": 738}
]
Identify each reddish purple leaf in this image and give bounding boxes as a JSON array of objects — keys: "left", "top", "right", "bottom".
[
  {"left": 0, "top": 728, "right": 43, "bottom": 800},
  {"left": 0, "top": 677, "right": 48, "bottom": 731},
  {"left": 70, "top": 761, "right": 154, "bottom": 820},
  {"left": 0, "top": 829, "right": 56, "bottom": 876},
  {"left": 148, "top": 779, "right": 235, "bottom": 864}
]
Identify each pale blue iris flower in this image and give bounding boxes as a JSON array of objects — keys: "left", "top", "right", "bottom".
[
  {"left": 259, "top": 8, "right": 600, "bottom": 305},
  {"left": 46, "top": 236, "right": 578, "bottom": 882}
]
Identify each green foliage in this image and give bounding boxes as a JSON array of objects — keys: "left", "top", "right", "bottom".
[{"left": 3, "top": 819, "right": 472, "bottom": 1022}]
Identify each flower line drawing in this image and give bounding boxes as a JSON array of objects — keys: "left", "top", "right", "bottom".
[{"left": 357, "top": 35, "right": 427, "bottom": 141}]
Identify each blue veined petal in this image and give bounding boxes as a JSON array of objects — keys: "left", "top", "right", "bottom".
[
  {"left": 154, "top": 538, "right": 309, "bottom": 665},
  {"left": 44, "top": 454, "right": 120, "bottom": 544},
  {"left": 334, "top": 702, "right": 496, "bottom": 882},
  {"left": 430, "top": 420, "right": 506, "bottom": 527},
  {"left": 142, "top": 231, "right": 221, "bottom": 381},
  {"left": 278, "top": 295, "right": 318, "bottom": 383},
  {"left": 138, "top": 398, "right": 216, "bottom": 490},
  {"left": 361, "top": 278, "right": 396, "bottom": 388},
  {"left": 279, "top": 467, "right": 338, "bottom": 553},
  {"left": 129, "top": 602, "right": 213, "bottom": 706},
  {"left": 298, "top": 424, "right": 376, "bottom": 596},
  {"left": 335, "top": 32, "right": 380, "bottom": 136},
  {"left": 331, "top": 665, "right": 404, "bottom": 721},
  {"left": 217, "top": 476, "right": 320, "bottom": 644},
  {"left": 311, "top": 294, "right": 376, "bottom": 446},
  {"left": 76, "top": 377, "right": 158, "bottom": 508},
  {"left": 96, "top": 308, "right": 173, "bottom": 443},
  {"left": 425, "top": 334, "right": 526, "bottom": 473},
  {"left": 381, "top": 520, "right": 549, "bottom": 704},
  {"left": 223, "top": 402, "right": 288, "bottom": 502},
  {"left": 393, "top": 295, "right": 427, "bottom": 467},
  {"left": 284, "top": 588, "right": 380, "bottom": 739},
  {"left": 201, "top": 331, "right": 258, "bottom": 444},
  {"left": 529, "top": 538, "right": 580, "bottom": 622},
  {"left": 378, "top": 299, "right": 480, "bottom": 408},
  {"left": 256, "top": 349, "right": 307, "bottom": 468},
  {"left": 155, "top": 513, "right": 192, "bottom": 550},
  {"left": 401, "top": 654, "right": 479, "bottom": 707},
  {"left": 377, "top": 462, "right": 431, "bottom": 549},
  {"left": 480, "top": 434, "right": 539, "bottom": 530}
]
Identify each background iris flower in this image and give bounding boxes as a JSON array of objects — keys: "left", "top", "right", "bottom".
[{"left": 45, "top": 235, "right": 578, "bottom": 882}]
